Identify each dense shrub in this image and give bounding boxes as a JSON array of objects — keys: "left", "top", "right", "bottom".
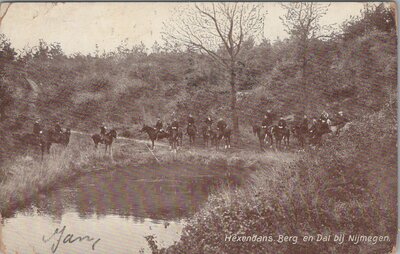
[{"left": 154, "top": 108, "right": 396, "bottom": 254}]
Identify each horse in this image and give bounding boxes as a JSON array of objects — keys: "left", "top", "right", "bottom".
[
  {"left": 255, "top": 126, "right": 274, "bottom": 150},
  {"left": 13, "top": 132, "right": 49, "bottom": 160},
  {"left": 47, "top": 128, "right": 71, "bottom": 151},
  {"left": 327, "top": 118, "right": 350, "bottom": 136},
  {"left": 272, "top": 125, "right": 290, "bottom": 150},
  {"left": 216, "top": 127, "right": 231, "bottom": 149},
  {"left": 92, "top": 129, "right": 117, "bottom": 154},
  {"left": 202, "top": 126, "right": 217, "bottom": 147},
  {"left": 140, "top": 125, "right": 169, "bottom": 150},
  {"left": 169, "top": 127, "right": 180, "bottom": 151},
  {"left": 309, "top": 120, "right": 331, "bottom": 146},
  {"left": 187, "top": 124, "right": 196, "bottom": 146},
  {"left": 291, "top": 125, "right": 307, "bottom": 148}
]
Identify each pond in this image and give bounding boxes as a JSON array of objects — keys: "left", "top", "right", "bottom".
[{"left": 1, "top": 166, "right": 227, "bottom": 254}]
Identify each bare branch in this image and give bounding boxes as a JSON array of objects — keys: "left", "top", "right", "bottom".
[{"left": 0, "top": 3, "right": 12, "bottom": 28}]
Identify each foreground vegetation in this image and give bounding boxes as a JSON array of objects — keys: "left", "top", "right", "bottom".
[{"left": 147, "top": 108, "right": 396, "bottom": 254}]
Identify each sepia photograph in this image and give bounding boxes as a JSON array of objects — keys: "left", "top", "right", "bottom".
[{"left": 0, "top": 2, "right": 397, "bottom": 253}]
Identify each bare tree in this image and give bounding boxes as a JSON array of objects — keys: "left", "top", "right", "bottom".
[
  {"left": 163, "top": 3, "right": 266, "bottom": 132},
  {"left": 280, "top": 3, "right": 331, "bottom": 86},
  {"left": 0, "top": 3, "right": 12, "bottom": 28}
]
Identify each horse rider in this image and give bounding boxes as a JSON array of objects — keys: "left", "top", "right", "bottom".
[
  {"left": 265, "top": 109, "right": 274, "bottom": 121},
  {"left": 187, "top": 113, "right": 196, "bottom": 132},
  {"left": 261, "top": 113, "right": 273, "bottom": 130},
  {"left": 100, "top": 124, "right": 107, "bottom": 140},
  {"left": 217, "top": 118, "right": 227, "bottom": 132},
  {"left": 320, "top": 111, "right": 329, "bottom": 122},
  {"left": 334, "top": 111, "right": 349, "bottom": 135},
  {"left": 300, "top": 115, "right": 308, "bottom": 133},
  {"left": 55, "top": 121, "right": 62, "bottom": 134},
  {"left": 309, "top": 118, "right": 318, "bottom": 136},
  {"left": 33, "top": 119, "right": 42, "bottom": 136},
  {"left": 171, "top": 118, "right": 179, "bottom": 131},
  {"left": 319, "top": 111, "right": 331, "bottom": 133},
  {"left": 278, "top": 116, "right": 287, "bottom": 129},
  {"left": 155, "top": 117, "right": 163, "bottom": 140},
  {"left": 205, "top": 115, "right": 213, "bottom": 130}
]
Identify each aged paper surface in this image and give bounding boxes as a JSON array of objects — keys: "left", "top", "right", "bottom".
[{"left": 0, "top": 2, "right": 397, "bottom": 254}]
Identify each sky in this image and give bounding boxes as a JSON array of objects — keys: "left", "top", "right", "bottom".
[{"left": 0, "top": 2, "right": 370, "bottom": 56}]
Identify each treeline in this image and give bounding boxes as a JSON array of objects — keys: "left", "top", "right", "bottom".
[{"left": 0, "top": 3, "right": 396, "bottom": 160}]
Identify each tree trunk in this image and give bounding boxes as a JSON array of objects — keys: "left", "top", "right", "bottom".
[
  {"left": 230, "top": 62, "right": 239, "bottom": 132},
  {"left": 300, "top": 36, "right": 308, "bottom": 87}
]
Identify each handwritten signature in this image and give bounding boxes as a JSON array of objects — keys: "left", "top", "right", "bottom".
[{"left": 42, "top": 225, "right": 101, "bottom": 253}]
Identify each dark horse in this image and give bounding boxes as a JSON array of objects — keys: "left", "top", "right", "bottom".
[
  {"left": 186, "top": 124, "right": 196, "bottom": 146},
  {"left": 272, "top": 126, "right": 290, "bottom": 150},
  {"left": 13, "top": 132, "right": 49, "bottom": 160},
  {"left": 291, "top": 125, "right": 307, "bottom": 148},
  {"left": 92, "top": 129, "right": 117, "bottom": 154},
  {"left": 310, "top": 121, "right": 331, "bottom": 146},
  {"left": 47, "top": 128, "right": 71, "bottom": 150},
  {"left": 202, "top": 126, "right": 217, "bottom": 147},
  {"left": 169, "top": 127, "right": 181, "bottom": 151},
  {"left": 255, "top": 126, "right": 274, "bottom": 150},
  {"left": 140, "top": 125, "right": 169, "bottom": 149},
  {"left": 216, "top": 127, "right": 232, "bottom": 149}
]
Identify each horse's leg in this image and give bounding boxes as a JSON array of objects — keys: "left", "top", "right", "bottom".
[{"left": 41, "top": 145, "right": 44, "bottom": 161}]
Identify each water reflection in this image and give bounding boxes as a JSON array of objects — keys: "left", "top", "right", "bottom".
[
  {"left": 32, "top": 169, "right": 221, "bottom": 220},
  {"left": 2, "top": 167, "right": 226, "bottom": 254}
]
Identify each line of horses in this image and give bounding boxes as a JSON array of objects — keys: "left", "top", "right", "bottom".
[
  {"left": 13, "top": 117, "right": 349, "bottom": 161},
  {"left": 140, "top": 124, "right": 232, "bottom": 151},
  {"left": 13, "top": 126, "right": 117, "bottom": 160},
  {"left": 253, "top": 118, "right": 350, "bottom": 151}
]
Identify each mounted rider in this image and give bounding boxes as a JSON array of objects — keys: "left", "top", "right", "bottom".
[
  {"left": 217, "top": 118, "right": 227, "bottom": 132},
  {"left": 187, "top": 113, "right": 196, "bottom": 133},
  {"left": 334, "top": 111, "right": 349, "bottom": 135},
  {"left": 155, "top": 117, "right": 163, "bottom": 140},
  {"left": 278, "top": 116, "right": 287, "bottom": 129},
  {"left": 171, "top": 118, "right": 179, "bottom": 131},
  {"left": 261, "top": 113, "right": 273, "bottom": 129},
  {"left": 33, "top": 119, "right": 42, "bottom": 136},
  {"left": 320, "top": 111, "right": 329, "bottom": 123},
  {"left": 100, "top": 124, "right": 107, "bottom": 140},
  {"left": 265, "top": 109, "right": 274, "bottom": 121},
  {"left": 54, "top": 121, "right": 62, "bottom": 134},
  {"left": 205, "top": 115, "right": 213, "bottom": 130},
  {"left": 309, "top": 118, "right": 318, "bottom": 135},
  {"left": 319, "top": 111, "right": 330, "bottom": 133},
  {"left": 300, "top": 115, "right": 308, "bottom": 133}
]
